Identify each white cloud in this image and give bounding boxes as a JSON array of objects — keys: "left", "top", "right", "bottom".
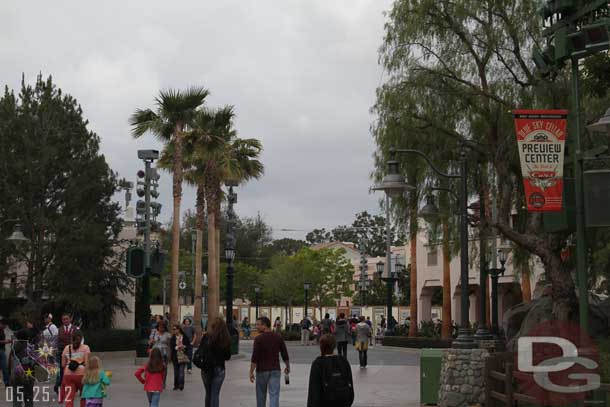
[{"left": 1, "top": 0, "right": 393, "bottom": 239}]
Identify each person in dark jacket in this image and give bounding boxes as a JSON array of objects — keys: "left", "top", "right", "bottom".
[
  {"left": 199, "top": 317, "right": 231, "bottom": 407},
  {"left": 170, "top": 325, "right": 189, "bottom": 390},
  {"left": 333, "top": 313, "right": 350, "bottom": 358},
  {"left": 307, "top": 334, "right": 354, "bottom": 407}
]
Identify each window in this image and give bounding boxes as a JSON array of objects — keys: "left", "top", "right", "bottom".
[{"left": 427, "top": 248, "right": 438, "bottom": 266}]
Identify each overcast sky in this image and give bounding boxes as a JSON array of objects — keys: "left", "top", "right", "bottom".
[{"left": 1, "top": 1, "right": 392, "bottom": 240}]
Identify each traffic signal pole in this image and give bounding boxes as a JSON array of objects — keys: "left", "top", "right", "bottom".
[{"left": 571, "top": 58, "right": 589, "bottom": 332}]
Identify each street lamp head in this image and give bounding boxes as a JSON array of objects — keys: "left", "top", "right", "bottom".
[
  {"left": 304, "top": 281, "right": 311, "bottom": 291},
  {"left": 395, "top": 260, "right": 405, "bottom": 276},
  {"left": 225, "top": 247, "right": 236, "bottom": 261},
  {"left": 419, "top": 194, "right": 441, "bottom": 223},
  {"left": 190, "top": 229, "right": 197, "bottom": 242},
  {"left": 376, "top": 261, "right": 385, "bottom": 277},
  {"left": 588, "top": 107, "right": 610, "bottom": 135},
  {"left": 254, "top": 286, "right": 261, "bottom": 294},
  {"left": 7, "top": 224, "right": 29, "bottom": 243},
  {"left": 497, "top": 243, "right": 512, "bottom": 267},
  {"left": 373, "top": 160, "right": 414, "bottom": 198},
  {"left": 203, "top": 274, "right": 208, "bottom": 287}
]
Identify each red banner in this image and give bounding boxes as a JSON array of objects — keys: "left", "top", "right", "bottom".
[{"left": 513, "top": 109, "right": 568, "bottom": 212}]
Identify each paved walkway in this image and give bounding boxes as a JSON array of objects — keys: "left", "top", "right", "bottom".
[{"left": 1, "top": 342, "right": 421, "bottom": 406}]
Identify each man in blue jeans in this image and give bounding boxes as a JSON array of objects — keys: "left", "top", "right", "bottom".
[
  {"left": 0, "top": 319, "right": 10, "bottom": 386},
  {"left": 249, "top": 316, "right": 290, "bottom": 407}
]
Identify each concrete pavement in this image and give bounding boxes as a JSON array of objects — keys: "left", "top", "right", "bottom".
[{"left": 1, "top": 341, "right": 421, "bottom": 406}]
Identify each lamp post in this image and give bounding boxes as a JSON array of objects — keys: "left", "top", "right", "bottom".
[
  {"left": 304, "top": 282, "right": 311, "bottom": 320},
  {"left": 387, "top": 148, "right": 475, "bottom": 348},
  {"left": 254, "top": 286, "right": 261, "bottom": 319},
  {"left": 487, "top": 245, "right": 511, "bottom": 337},
  {"left": 224, "top": 181, "right": 239, "bottom": 354},
  {"left": 190, "top": 229, "right": 196, "bottom": 305},
  {"left": 373, "top": 159, "right": 413, "bottom": 335},
  {"left": 376, "top": 257, "right": 404, "bottom": 334}
]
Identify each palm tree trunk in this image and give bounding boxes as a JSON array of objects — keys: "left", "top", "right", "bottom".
[
  {"left": 441, "top": 220, "right": 452, "bottom": 339},
  {"left": 170, "top": 123, "right": 184, "bottom": 326},
  {"left": 216, "top": 224, "right": 222, "bottom": 318},
  {"left": 207, "top": 208, "right": 218, "bottom": 322},
  {"left": 521, "top": 262, "right": 532, "bottom": 303},
  {"left": 408, "top": 230, "right": 418, "bottom": 337},
  {"left": 193, "top": 183, "right": 205, "bottom": 335}
]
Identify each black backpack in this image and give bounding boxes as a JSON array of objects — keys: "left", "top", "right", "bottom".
[{"left": 321, "top": 356, "right": 353, "bottom": 405}]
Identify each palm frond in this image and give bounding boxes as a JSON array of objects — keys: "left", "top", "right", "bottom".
[
  {"left": 129, "top": 108, "right": 163, "bottom": 139},
  {"left": 155, "top": 87, "right": 209, "bottom": 118}
]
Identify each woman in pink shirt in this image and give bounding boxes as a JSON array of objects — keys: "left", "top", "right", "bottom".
[
  {"left": 135, "top": 348, "right": 165, "bottom": 407},
  {"left": 61, "top": 331, "right": 90, "bottom": 407}
]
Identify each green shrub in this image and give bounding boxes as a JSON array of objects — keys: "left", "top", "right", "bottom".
[
  {"left": 83, "top": 329, "right": 138, "bottom": 352},
  {"left": 281, "top": 330, "right": 302, "bottom": 341}
]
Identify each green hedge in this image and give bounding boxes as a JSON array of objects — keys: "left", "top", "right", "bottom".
[{"left": 83, "top": 329, "right": 138, "bottom": 352}]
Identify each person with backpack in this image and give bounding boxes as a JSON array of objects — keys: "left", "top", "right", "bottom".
[
  {"left": 193, "top": 317, "right": 231, "bottom": 407},
  {"left": 300, "top": 317, "right": 312, "bottom": 346},
  {"left": 333, "top": 313, "right": 350, "bottom": 358},
  {"left": 307, "top": 334, "right": 354, "bottom": 407}
]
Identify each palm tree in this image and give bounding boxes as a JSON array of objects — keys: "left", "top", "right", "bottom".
[
  {"left": 129, "top": 87, "right": 209, "bottom": 325},
  {"left": 175, "top": 107, "right": 263, "bottom": 323}
]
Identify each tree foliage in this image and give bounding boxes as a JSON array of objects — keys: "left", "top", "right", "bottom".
[
  {"left": 373, "top": 0, "right": 604, "bottom": 320},
  {"left": 0, "top": 75, "right": 129, "bottom": 328}
]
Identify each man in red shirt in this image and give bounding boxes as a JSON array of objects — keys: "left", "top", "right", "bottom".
[{"left": 249, "top": 316, "right": 290, "bottom": 407}]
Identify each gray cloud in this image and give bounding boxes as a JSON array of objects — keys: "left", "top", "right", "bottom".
[{"left": 0, "top": 0, "right": 392, "bottom": 239}]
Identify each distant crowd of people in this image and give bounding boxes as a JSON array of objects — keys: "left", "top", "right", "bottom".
[{"left": 1, "top": 311, "right": 365, "bottom": 407}]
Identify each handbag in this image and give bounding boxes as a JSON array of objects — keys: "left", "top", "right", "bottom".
[
  {"left": 176, "top": 344, "right": 189, "bottom": 364},
  {"left": 67, "top": 346, "right": 80, "bottom": 371}
]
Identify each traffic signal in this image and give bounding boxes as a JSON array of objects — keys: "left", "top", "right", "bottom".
[
  {"left": 150, "top": 247, "right": 166, "bottom": 277},
  {"left": 537, "top": 0, "right": 610, "bottom": 69},
  {"left": 127, "top": 246, "right": 146, "bottom": 278}
]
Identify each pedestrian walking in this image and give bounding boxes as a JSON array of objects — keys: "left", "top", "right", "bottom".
[
  {"left": 300, "top": 317, "right": 312, "bottom": 346},
  {"left": 181, "top": 318, "right": 196, "bottom": 374},
  {"left": 241, "top": 317, "right": 251, "bottom": 339},
  {"left": 195, "top": 317, "right": 231, "bottom": 407},
  {"left": 307, "top": 334, "right": 354, "bottom": 407},
  {"left": 149, "top": 321, "right": 170, "bottom": 386},
  {"left": 354, "top": 316, "right": 371, "bottom": 368},
  {"left": 249, "top": 316, "right": 290, "bottom": 407},
  {"left": 170, "top": 325, "right": 189, "bottom": 390},
  {"left": 365, "top": 317, "right": 373, "bottom": 346},
  {"left": 313, "top": 323, "right": 320, "bottom": 345},
  {"left": 321, "top": 314, "right": 333, "bottom": 335},
  {"left": 349, "top": 317, "right": 357, "bottom": 346},
  {"left": 61, "top": 330, "right": 90, "bottom": 407},
  {"left": 55, "top": 313, "right": 81, "bottom": 394},
  {"left": 273, "top": 317, "right": 282, "bottom": 334},
  {"left": 135, "top": 348, "right": 165, "bottom": 407},
  {"left": 334, "top": 313, "right": 350, "bottom": 358},
  {"left": 42, "top": 313, "right": 59, "bottom": 342},
  {"left": 81, "top": 356, "right": 111, "bottom": 407},
  {"left": 0, "top": 319, "right": 10, "bottom": 386}
]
